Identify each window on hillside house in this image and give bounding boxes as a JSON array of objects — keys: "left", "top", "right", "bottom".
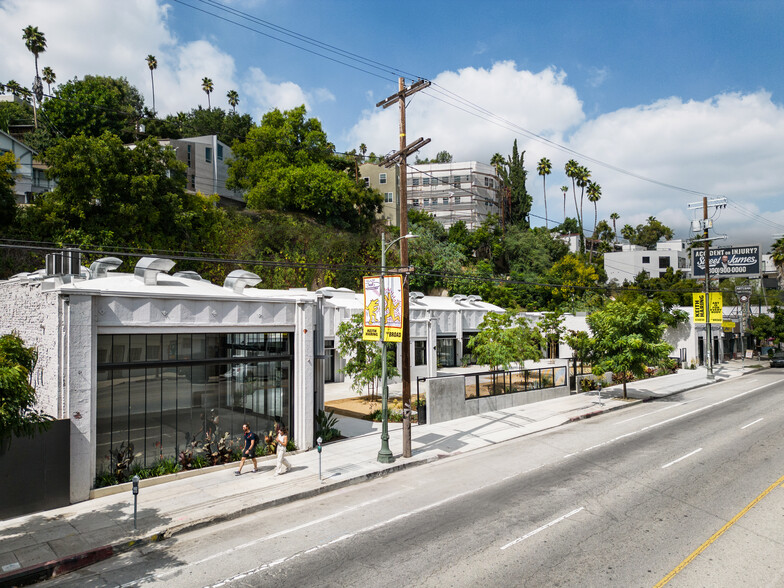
[
  {"left": 385, "top": 192, "right": 393, "bottom": 203},
  {"left": 187, "top": 145, "right": 192, "bottom": 166},
  {"left": 217, "top": 145, "right": 223, "bottom": 160},
  {"left": 412, "top": 199, "right": 419, "bottom": 206},
  {"left": 205, "top": 147, "right": 212, "bottom": 163},
  {"left": 659, "top": 256, "right": 670, "bottom": 269},
  {"left": 443, "top": 197, "right": 448, "bottom": 205},
  {"left": 423, "top": 198, "right": 430, "bottom": 206},
  {"left": 363, "top": 177, "right": 370, "bottom": 187},
  {"left": 642, "top": 256, "right": 650, "bottom": 264},
  {"left": 379, "top": 173, "right": 387, "bottom": 184},
  {"left": 412, "top": 178, "right": 419, "bottom": 186},
  {"left": 423, "top": 177, "right": 430, "bottom": 186}
]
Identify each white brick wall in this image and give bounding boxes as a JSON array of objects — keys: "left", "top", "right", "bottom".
[{"left": 0, "top": 282, "right": 62, "bottom": 417}]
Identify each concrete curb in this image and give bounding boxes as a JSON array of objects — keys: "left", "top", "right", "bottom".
[
  {"left": 0, "top": 454, "right": 440, "bottom": 587},
  {"left": 3, "top": 368, "right": 761, "bottom": 586},
  {"left": 567, "top": 399, "right": 643, "bottom": 422}
]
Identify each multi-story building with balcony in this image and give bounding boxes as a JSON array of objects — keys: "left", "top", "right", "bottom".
[
  {"left": 0, "top": 130, "right": 54, "bottom": 204},
  {"left": 360, "top": 162, "right": 401, "bottom": 227}
]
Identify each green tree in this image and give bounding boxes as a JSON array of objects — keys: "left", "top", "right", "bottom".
[
  {"left": 336, "top": 313, "right": 398, "bottom": 398},
  {"left": 41, "top": 66, "right": 55, "bottom": 96},
  {"left": 503, "top": 225, "right": 569, "bottom": 279},
  {"left": 22, "top": 132, "right": 224, "bottom": 253},
  {"left": 610, "top": 212, "right": 620, "bottom": 243},
  {"left": 537, "top": 157, "right": 552, "bottom": 229},
  {"left": 146, "top": 55, "right": 157, "bottom": 114},
  {"left": 22, "top": 25, "right": 46, "bottom": 126},
  {"left": 587, "top": 298, "right": 674, "bottom": 399},
  {"left": 560, "top": 185, "right": 569, "bottom": 221},
  {"left": 537, "top": 310, "right": 565, "bottom": 362},
  {"left": 0, "top": 152, "right": 18, "bottom": 228},
  {"left": 147, "top": 107, "right": 255, "bottom": 146},
  {"left": 770, "top": 237, "right": 784, "bottom": 289},
  {"left": 468, "top": 310, "right": 543, "bottom": 371},
  {"left": 587, "top": 181, "right": 601, "bottom": 235},
  {"left": 546, "top": 254, "right": 600, "bottom": 309},
  {"left": 621, "top": 216, "right": 674, "bottom": 249},
  {"left": 201, "top": 77, "right": 213, "bottom": 109},
  {"left": 0, "top": 332, "right": 53, "bottom": 449},
  {"left": 749, "top": 306, "right": 784, "bottom": 346},
  {"left": 226, "top": 89, "right": 239, "bottom": 113},
  {"left": 554, "top": 216, "right": 580, "bottom": 235},
  {"left": 408, "top": 211, "right": 466, "bottom": 293},
  {"left": 565, "top": 159, "right": 580, "bottom": 234},
  {"left": 228, "top": 105, "right": 381, "bottom": 231},
  {"left": 0, "top": 100, "right": 33, "bottom": 133},
  {"left": 575, "top": 166, "right": 591, "bottom": 253},
  {"left": 498, "top": 140, "right": 531, "bottom": 227},
  {"left": 40, "top": 75, "right": 145, "bottom": 143}
]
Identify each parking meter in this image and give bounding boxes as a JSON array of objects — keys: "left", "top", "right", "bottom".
[
  {"left": 132, "top": 475, "right": 140, "bottom": 529},
  {"left": 316, "top": 437, "right": 323, "bottom": 480}
]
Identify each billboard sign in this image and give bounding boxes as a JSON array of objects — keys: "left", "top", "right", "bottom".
[{"left": 692, "top": 245, "right": 760, "bottom": 278}]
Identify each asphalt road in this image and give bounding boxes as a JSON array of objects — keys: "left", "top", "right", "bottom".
[{"left": 44, "top": 370, "right": 784, "bottom": 587}]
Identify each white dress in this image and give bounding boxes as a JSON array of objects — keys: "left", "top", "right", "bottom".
[{"left": 275, "top": 432, "right": 291, "bottom": 474}]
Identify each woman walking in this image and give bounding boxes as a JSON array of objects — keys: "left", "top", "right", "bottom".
[{"left": 275, "top": 425, "right": 291, "bottom": 475}]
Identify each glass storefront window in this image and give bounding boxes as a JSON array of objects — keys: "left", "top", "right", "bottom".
[{"left": 95, "top": 332, "right": 293, "bottom": 480}]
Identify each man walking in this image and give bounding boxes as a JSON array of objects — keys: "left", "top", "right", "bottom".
[{"left": 236, "top": 423, "right": 258, "bottom": 476}]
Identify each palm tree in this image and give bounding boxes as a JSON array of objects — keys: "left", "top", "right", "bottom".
[
  {"left": 41, "top": 66, "right": 55, "bottom": 96},
  {"left": 226, "top": 89, "right": 239, "bottom": 113},
  {"left": 587, "top": 181, "right": 602, "bottom": 238},
  {"left": 610, "top": 212, "right": 620, "bottom": 243},
  {"left": 537, "top": 157, "right": 552, "bottom": 229},
  {"left": 359, "top": 143, "right": 367, "bottom": 158},
  {"left": 22, "top": 25, "right": 46, "bottom": 128},
  {"left": 146, "top": 55, "right": 157, "bottom": 115},
  {"left": 201, "top": 77, "right": 214, "bottom": 109},
  {"left": 575, "top": 166, "right": 591, "bottom": 253},
  {"left": 771, "top": 237, "right": 784, "bottom": 290},
  {"left": 560, "top": 186, "right": 569, "bottom": 222},
  {"left": 490, "top": 152, "right": 505, "bottom": 175}
]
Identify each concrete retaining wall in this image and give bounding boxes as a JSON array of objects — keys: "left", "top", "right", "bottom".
[{"left": 426, "top": 375, "right": 570, "bottom": 425}]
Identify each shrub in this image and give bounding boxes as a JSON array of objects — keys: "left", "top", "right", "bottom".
[{"left": 315, "top": 409, "right": 341, "bottom": 443}]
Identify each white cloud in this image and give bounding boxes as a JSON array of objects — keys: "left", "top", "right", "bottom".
[
  {"left": 347, "top": 61, "right": 585, "bottom": 162},
  {"left": 587, "top": 66, "right": 609, "bottom": 88},
  {"left": 560, "top": 91, "right": 784, "bottom": 245},
  {"left": 241, "top": 67, "right": 334, "bottom": 122}
]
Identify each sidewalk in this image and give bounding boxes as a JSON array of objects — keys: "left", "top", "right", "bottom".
[{"left": 0, "top": 360, "right": 760, "bottom": 586}]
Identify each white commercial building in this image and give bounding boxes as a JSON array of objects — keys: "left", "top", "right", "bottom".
[
  {"left": 0, "top": 255, "right": 317, "bottom": 503},
  {"left": 603, "top": 240, "right": 690, "bottom": 284}
]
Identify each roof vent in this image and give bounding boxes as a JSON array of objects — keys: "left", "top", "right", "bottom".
[
  {"left": 410, "top": 291, "right": 426, "bottom": 305},
  {"left": 452, "top": 294, "right": 468, "bottom": 305},
  {"left": 467, "top": 295, "right": 483, "bottom": 305},
  {"left": 45, "top": 249, "right": 81, "bottom": 277},
  {"left": 173, "top": 271, "right": 204, "bottom": 281},
  {"left": 223, "top": 270, "right": 261, "bottom": 294},
  {"left": 134, "top": 257, "right": 175, "bottom": 286},
  {"left": 89, "top": 257, "right": 123, "bottom": 279}
]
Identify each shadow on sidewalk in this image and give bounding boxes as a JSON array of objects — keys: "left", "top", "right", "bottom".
[{"left": 0, "top": 501, "right": 181, "bottom": 586}]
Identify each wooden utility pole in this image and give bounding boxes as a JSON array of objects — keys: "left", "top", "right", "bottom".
[{"left": 377, "top": 77, "right": 431, "bottom": 458}]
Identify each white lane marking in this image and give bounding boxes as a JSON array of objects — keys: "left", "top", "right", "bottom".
[
  {"left": 576, "top": 381, "right": 780, "bottom": 456},
  {"left": 662, "top": 448, "right": 702, "bottom": 469},
  {"left": 152, "top": 493, "right": 401, "bottom": 581},
  {"left": 615, "top": 402, "right": 684, "bottom": 425},
  {"left": 741, "top": 418, "right": 764, "bottom": 430},
  {"left": 203, "top": 467, "right": 547, "bottom": 587},
  {"left": 500, "top": 507, "right": 585, "bottom": 551}
]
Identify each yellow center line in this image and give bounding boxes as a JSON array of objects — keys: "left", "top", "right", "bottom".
[{"left": 654, "top": 473, "right": 784, "bottom": 587}]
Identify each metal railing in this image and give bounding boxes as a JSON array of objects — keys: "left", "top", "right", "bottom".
[{"left": 463, "top": 366, "right": 568, "bottom": 400}]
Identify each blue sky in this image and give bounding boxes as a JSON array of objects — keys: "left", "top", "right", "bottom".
[{"left": 2, "top": 0, "right": 784, "bottom": 248}]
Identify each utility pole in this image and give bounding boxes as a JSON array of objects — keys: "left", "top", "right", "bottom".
[
  {"left": 377, "top": 77, "right": 431, "bottom": 458},
  {"left": 688, "top": 196, "right": 727, "bottom": 379}
]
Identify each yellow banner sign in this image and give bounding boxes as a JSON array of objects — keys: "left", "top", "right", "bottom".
[
  {"left": 362, "top": 275, "right": 404, "bottom": 342},
  {"left": 722, "top": 320, "right": 735, "bottom": 332},
  {"left": 692, "top": 292, "right": 723, "bottom": 323}
]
